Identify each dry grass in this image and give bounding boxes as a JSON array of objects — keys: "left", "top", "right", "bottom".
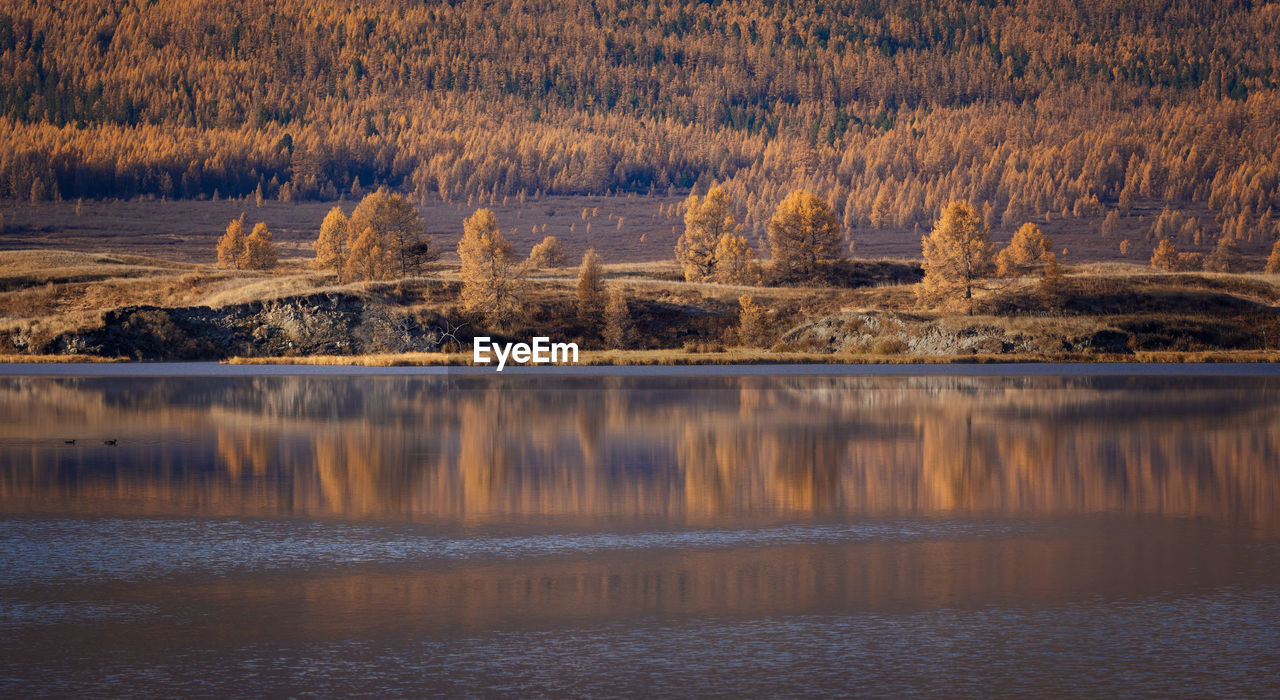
[
  {"left": 0, "top": 354, "right": 129, "bottom": 363},
  {"left": 224, "top": 348, "right": 1280, "bottom": 366}
]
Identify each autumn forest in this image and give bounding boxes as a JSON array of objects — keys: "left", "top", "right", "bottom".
[{"left": 3, "top": 0, "right": 1279, "bottom": 237}]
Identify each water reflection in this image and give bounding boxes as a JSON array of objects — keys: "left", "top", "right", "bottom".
[{"left": 1, "top": 374, "right": 1278, "bottom": 529}]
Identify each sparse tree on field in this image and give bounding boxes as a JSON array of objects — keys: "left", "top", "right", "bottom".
[
  {"left": 1267, "top": 239, "right": 1280, "bottom": 274},
  {"left": 737, "top": 295, "right": 769, "bottom": 348},
  {"left": 243, "top": 222, "right": 278, "bottom": 270},
  {"left": 315, "top": 206, "right": 349, "bottom": 276},
  {"left": 917, "top": 200, "right": 995, "bottom": 314},
  {"left": 458, "top": 208, "right": 521, "bottom": 323},
  {"left": 1205, "top": 236, "right": 1244, "bottom": 272},
  {"left": 713, "top": 232, "right": 757, "bottom": 284},
  {"left": 1150, "top": 239, "right": 1181, "bottom": 271},
  {"left": 1120, "top": 239, "right": 1133, "bottom": 256},
  {"left": 996, "top": 223, "right": 1053, "bottom": 277},
  {"left": 676, "top": 185, "right": 737, "bottom": 281},
  {"left": 528, "top": 235, "right": 567, "bottom": 268},
  {"left": 576, "top": 248, "right": 605, "bottom": 323},
  {"left": 603, "top": 286, "right": 632, "bottom": 349},
  {"left": 348, "top": 188, "right": 436, "bottom": 279},
  {"left": 768, "top": 190, "right": 843, "bottom": 278},
  {"left": 1037, "top": 253, "right": 1067, "bottom": 309},
  {"left": 216, "top": 215, "right": 248, "bottom": 269}
]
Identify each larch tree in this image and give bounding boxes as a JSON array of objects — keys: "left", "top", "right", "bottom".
[
  {"left": 348, "top": 188, "right": 435, "bottom": 279},
  {"left": 603, "top": 286, "right": 632, "bottom": 349},
  {"left": 996, "top": 223, "right": 1053, "bottom": 277},
  {"left": 768, "top": 191, "right": 842, "bottom": 278},
  {"left": 1101, "top": 210, "right": 1121, "bottom": 237},
  {"left": 676, "top": 185, "right": 737, "bottom": 282},
  {"left": 917, "top": 200, "right": 996, "bottom": 314},
  {"left": 576, "top": 248, "right": 605, "bottom": 323},
  {"left": 216, "top": 215, "right": 248, "bottom": 269},
  {"left": 1037, "top": 252, "right": 1066, "bottom": 309},
  {"left": 737, "top": 295, "right": 768, "bottom": 348},
  {"left": 243, "top": 222, "right": 278, "bottom": 270},
  {"left": 458, "top": 208, "right": 521, "bottom": 324},
  {"left": 1205, "top": 236, "right": 1244, "bottom": 272},
  {"left": 315, "top": 206, "right": 350, "bottom": 276},
  {"left": 345, "top": 226, "right": 387, "bottom": 282},
  {"left": 1267, "top": 239, "right": 1280, "bottom": 274},
  {"left": 528, "top": 235, "right": 567, "bottom": 268},
  {"left": 712, "top": 232, "right": 757, "bottom": 284},
  {"left": 1150, "top": 239, "right": 1181, "bottom": 271},
  {"left": 869, "top": 189, "right": 893, "bottom": 229}
]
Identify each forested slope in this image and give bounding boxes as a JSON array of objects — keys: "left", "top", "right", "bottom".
[{"left": 2, "top": 0, "right": 1279, "bottom": 245}]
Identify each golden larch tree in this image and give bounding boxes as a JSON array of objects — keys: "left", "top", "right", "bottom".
[
  {"left": 996, "top": 223, "right": 1053, "bottom": 277},
  {"left": 713, "top": 232, "right": 757, "bottom": 284},
  {"left": 768, "top": 190, "right": 842, "bottom": 278},
  {"left": 1150, "top": 239, "right": 1181, "bottom": 271},
  {"left": 345, "top": 226, "right": 388, "bottom": 282},
  {"left": 528, "top": 235, "right": 567, "bottom": 268},
  {"left": 243, "top": 222, "right": 278, "bottom": 270},
  {"left": 458, "top": 208, "right": 521, "bottom": 323},
  {"left": 737, "top": 295, "right": 768, "bottom": 348},
  {"left": 576, "top": 248, "right": 605, "bottom": 323},
  {"left": 315, "top": 206, "right": 350, "bottom": 276},
  {"left": 216, "top": 215, "right": 248, "bottom": 269},
  {"left": 1267, "top": 239, "right": 1280, "bottom": 274},
  {"left": 1205, "top": 236, "right": 1244, "bottom": 272},
  {"left": 1037, "top": 253, "right": 1066, "bottom": 309},
  {"left": 917, "top": 200, "right": 996, "bottom": 313},
  {"left": 348, "top": 188, "right": 434, "bottom": 279},
  {"left": 676, "top": 185, "right": 737, "bottom": 281},
  {"left": 603, "top": 286, "right": 632, "bottom": 349}
]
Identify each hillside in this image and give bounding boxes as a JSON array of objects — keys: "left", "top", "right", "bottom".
[{"left": 2, "top": 0, "right": 1279, "bottom": 260}]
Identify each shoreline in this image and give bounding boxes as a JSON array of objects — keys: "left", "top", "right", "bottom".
[{"left": 2, "top": 357, "right": 1279, "bottom": 377}]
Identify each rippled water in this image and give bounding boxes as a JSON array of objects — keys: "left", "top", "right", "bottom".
[{"left": 2, "top": 368, "right": 1279, "bottom": 696}]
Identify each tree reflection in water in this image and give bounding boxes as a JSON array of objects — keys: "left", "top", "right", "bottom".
[{"left": 0, "top": 374, "right": 1277, "bottom": 532}]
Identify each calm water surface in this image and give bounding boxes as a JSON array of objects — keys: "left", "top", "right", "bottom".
[{"left": 1, "top": 368, "right": 1279, "bottom": 696}]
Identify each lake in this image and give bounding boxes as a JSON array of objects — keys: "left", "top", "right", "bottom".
[{"left": 2, "top": 366, "right": 1279, "bottom": 696}]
